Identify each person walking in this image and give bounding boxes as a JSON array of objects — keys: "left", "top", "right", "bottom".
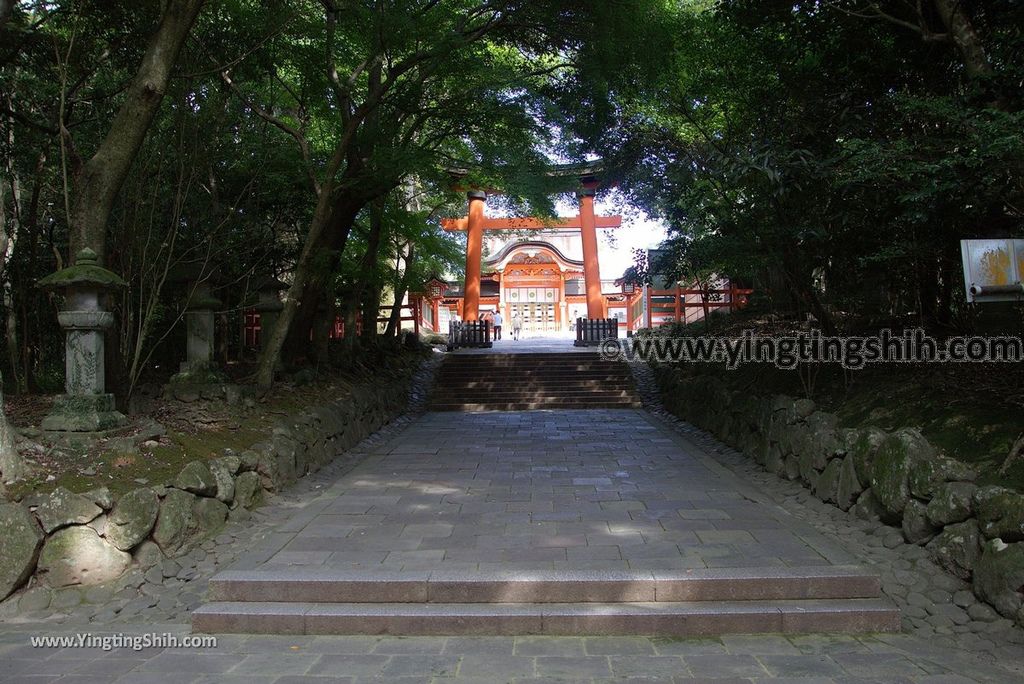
[
  {"left": 492, "top": 309, "right": 503, "bottom": 340},
  {"left": 511, "top": 313, "right": 522, "bottom": 341}
]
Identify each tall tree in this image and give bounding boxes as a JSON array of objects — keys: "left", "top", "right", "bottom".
[{"left": 67, "top": 0, "right": 206, "bottom": 263}]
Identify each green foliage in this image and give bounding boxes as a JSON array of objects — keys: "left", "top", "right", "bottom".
[{"left": 575, "top": 0, "right": 1024, "bottom": 333}]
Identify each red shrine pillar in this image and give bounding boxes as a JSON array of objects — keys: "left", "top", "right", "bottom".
[
  {"left": 463, "top": 190, "right": 486, "bottom": 321},
  {"left": 578, "top": 186, "right": 604, "bottom": 319}
]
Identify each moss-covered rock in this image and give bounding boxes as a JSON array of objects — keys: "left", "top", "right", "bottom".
[
  {"left": 835, "top": 455, "right": 863, "bottom": 511},
  {"left": 816, "top": 457, "right": 843, "bottom": 504},
  {"left": 974, "top": 486, "right": 1024, "bottom": 542},
  {"left": 926, "top": 482, "right": 976, "bottom": 527},
  {"left": 973, "top": 538, "right": 1024, "bottom": 619},
  {"left": 105, "top": 488, "right": 159, "bottom": 551},
  {"left": 909, "top": 454, "right": 976, "bottom": 500},
  {"left": 152, "top": 489, "right": 196, "bottom": 554},
  {"left": 870, "top": 428, "right": 932, "bottom": 523},
  {"left": 191, "top": 497, "right": 228, "bottom": 538},
  {"left": 0, "top": 503, "right": 43, "bottom": 600},
  {"left": 902, "top": 499, "right": 937, "bottom": 545},
  {"left": 173, "top": 461, "right": 217, "bottom": 497},
  {"left": 232, "top": 471, "right": 262, "bottom": 510},
  {"left": 852, "top": 488, "right": 885, "bottom": 522},
  {"left": 927, "top": 520, "right": 982, "bottom": 581},
  {"left": 34, "top": 486, "right": 104, "bottom": 534},
  {"left": 849, "top": 426, "right": 887, "bottom": 485},
  {"left": 38, "top": 526, "right": 131, "bottom": 587},
  {"left": 208, "top": 458, "right": 236, "bottom": 504}
]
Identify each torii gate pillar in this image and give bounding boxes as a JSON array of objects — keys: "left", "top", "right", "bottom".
[
  {"left": 578, "top": 186, "right": 605, "bottom": 318},
  {"left": 463, "top": 190, "right": 486, "bottom": 321}
]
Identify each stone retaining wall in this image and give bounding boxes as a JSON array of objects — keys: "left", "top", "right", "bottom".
[
  {"left": 653, "top": 366, "right": 1024, "bottom": 628},
  {"left": 0, "top": 374, "right": 413, "bottom": 602}
]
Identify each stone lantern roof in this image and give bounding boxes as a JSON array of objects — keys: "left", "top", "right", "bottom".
[{"left": 37, "top": 248, "right": 126, "bottom": 291}]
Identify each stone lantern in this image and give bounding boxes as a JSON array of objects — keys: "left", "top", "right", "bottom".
[
  {"left": 37, "top": 248, "right": 127, "bottom": 432},
  {"left": 169, "top": 264, "right": 222, "bottom": 381},
  {"left": 255, "top": 277, "right": 287, "bottom": 350}
]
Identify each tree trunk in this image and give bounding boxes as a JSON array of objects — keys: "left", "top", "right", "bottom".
[
  {"left": 69, "top": 0, "right": 206, "bottom": 263},
  {"left": 0, "top": 1, "right": 14, "bottom": 33},
  {"left": 0, "top": 370, "right": 27, "bottom": 489},
  {"left": 782, "top": 251, "right": 837, "bottom": 335},
  {"left": 278, "top": 194, "right": 362, "bottom": 366},
  {"left": 384, "top": 244, "right": 415, "bottom": 337},
  {"left": 361, "top": 284, "right": 380, "bottom": 344},
  {"left": 257, "top": 186, "right": 364, "bottom": 385},
  {"left": 932, "top": 0, "right": 993, "bottom": 80}
]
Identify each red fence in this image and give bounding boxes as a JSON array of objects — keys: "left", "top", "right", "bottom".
[
  {"left": 243, "top": 298, "right": 425, "bottom": 346},
  {"left": 625, "top": 283, "right": 753, "bottom": 331}
]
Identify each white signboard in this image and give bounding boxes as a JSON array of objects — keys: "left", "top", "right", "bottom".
[{"left": 960, "top": 239, "right": 1024, "bottom": 303}]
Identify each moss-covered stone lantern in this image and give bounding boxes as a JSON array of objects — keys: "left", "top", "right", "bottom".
[
  {"left": 167, "top": 263, "right": 223, "bottom": 383},
  {"left": 37, "top": 248, "right": 127, "bottom": 431},
  {"left": 255, "top": 277, "right": 287, "bottom": 350}
]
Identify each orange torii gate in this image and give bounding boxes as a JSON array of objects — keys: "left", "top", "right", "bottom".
[{"left": 441, "top": 182, "right": 621, "bottom": 322}]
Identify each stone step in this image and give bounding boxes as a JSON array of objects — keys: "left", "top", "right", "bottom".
[
  {"left": 193, "top": 598, "right": 900, "bottom": 636},
  {"left": 431, "top": 400, "right": 643, "bottom": 411},
  {"left": 438, "top": 373, "right": 633, "bottom": 381},
  {"left": 207, "top": 567, "right": 884, "bottom": 604},
  {"left": 434, "top": 368, "right": 626, "bottom": 374},
  {"left": 428, "top": 387, "right": 634, "bottom": 397}
]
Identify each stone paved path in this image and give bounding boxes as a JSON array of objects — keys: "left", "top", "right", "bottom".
[
  {"left": 3, "top": 368, "right": 1024, "bottom": 680},
  {"left": 229, "top": 410, "right": 857, "bottom": 575}
]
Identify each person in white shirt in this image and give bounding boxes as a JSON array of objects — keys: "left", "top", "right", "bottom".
[{"left": 492, "top": 310, "right": 503, "bottom": 340}]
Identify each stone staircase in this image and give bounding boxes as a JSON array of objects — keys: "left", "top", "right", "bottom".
[
  {"left": 192, "top": 566, "right": 899, "bottom": 635},
  {"left": 428, "top": 352, "right": 642, "bottom": 411}
]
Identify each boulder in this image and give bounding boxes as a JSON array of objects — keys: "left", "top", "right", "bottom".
[
  {"left": 152, "top": 489, "right": 196, "bottom": 554},
  {"left": 84, "top": 487, "right": 113, "bottom": 510},
  {"left": 217, "top": 453, "right": 242, "bottom": 475},
  {"left": 852, "top": 489, "right": 885, "bottom": 522},
  {"left": 174, "top": 460, "right": 217, "bottom": 497},
  {"left": 255, "top": 448, "right": 282, "bottom": 492},
  {"left": 38, "top": 526, "right": 131, "bottom": 587},
  {"left": 902, "top": 499, "right": 937, "bottom": 545},
  {"left": 191, "top": 497, "right": 228, "bottom": 538},
  {"left": 927, "top": 520, "right": 982, "bottom": 581},
  {"left": 848, "top": 426, "right": 887, "bottom": 485},
  {"left": 271, "top": 434, "right": 300, "bottom": 485},
  {"left": 764, "top": 443, "right": 786, "bottom": 477},
  {"left": 239, "top": 449, "right": 260, "bottom": 472},
  {"left": 835, "top": 455, "right": 863, "bottom": 511},
  {"left": 974, "top": 486, "right": 1024, "bottom": 542},
  {"left": 775, "top": 423, "right": 808, "bottom": 460},
  {"left": 0, "top": 503, "right": 44, "bottom": 600},
  {"left": 34, "top": 486, "right": 103, "bottom": 533},
  {"left": 973, "top": 538, "right": 1024, "bottom": 619},
  {"left": 105, "top": 488, "right": 160, "bottom": 551},
  {"left": 908, "top": 454, "right": 976, "bottom": 500},
  {"left": 798, "top": 412, "right": 844, "bottom": 470},
  {"left": 926, "top": 482, "right": 977, "bottom": 527},
  {"left": 784, "top": 454, "right": 802, "bottom": 481},
  {"left": 870, "top": 428, "right": 932, "bottom": 523},
  {"left": 815, "top": 457, "right": 843, "bottom": 504},
  {"left": 752, "top": 432, "right": 770, "bottom": 466},
  {"left": 208, "top": 458, "right": 236, "bottom": 504},
  {"left": 132, "top": 540, "right": 164, "bottom": 569},
  {"left": 232, "top": 471, "right": 262, "bottom": 509}
]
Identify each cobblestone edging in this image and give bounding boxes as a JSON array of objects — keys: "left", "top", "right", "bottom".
[
  {"left": 628, "top": 361, "right": 1024, "bottom": 663},
  {"left": 0, "top": 353, "right": 444, "bottom": 624}
]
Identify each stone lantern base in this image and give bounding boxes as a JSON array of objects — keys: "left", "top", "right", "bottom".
[{"left": 41, "top": 394, "right": 127, "bottom": 433}]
